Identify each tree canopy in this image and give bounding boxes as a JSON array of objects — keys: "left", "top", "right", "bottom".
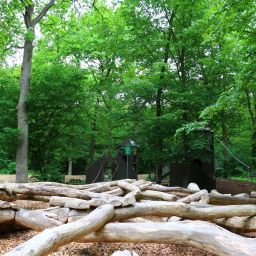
[{"left": 0, "top": 0, "right": 256, "bottom": 182}]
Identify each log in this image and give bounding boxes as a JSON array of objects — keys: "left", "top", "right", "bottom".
[
  {"left": 139, "top": 190, "right": 177, "bottom": 202},
  {"left": 68, "top": 209, "right": 90, "bottom": 222},
  {"left": 15, "top": 208, "right": 64, "bottom": 231},
  {"left": 251, "top": 191, "right": 256, "bottom": 198},
  {"left": 117, "top": 180, "right": 140, "bottom": 194},
  {"left": 112, "top": 201, "right": 256, "bottom": 221},
  {"left": 112, "top": 250, "right": 139, "bottom": 256},
  {"left": 86, "top": 183, "right": 111, "bottom": 193},
  {"left": 120, "top": 217, "right": 153, "bottom": 223},
  {"left": 187, "top": 182, "right": 200, "bottom": 191},
  {"left": 49, "top": 196, "right": 91, "bottom": 209},
  {"left": 0, "top": 190, "right": 50, "bottom": 202},
  {"left": 132, "top": 180, "right": 152, "bottom": 190},
  {"left": 23, "top": 179, "right": 134, "bottom": 190},
  {"left": 209, "top": 194, "right": 256, "bottom": 205},
  {"left": 199, "top": 193, "right": 210, "bottom": 204},
  {"left": 167, "top": 216, "right": 182, "bottom": 222},
  {"left": 0, "top": 183, "right": 93, "bottom": 200},
  {"left": 145, "top": 184, "right": 193, "bottom": 194},
  {"left": 78, "top": 221, "right": 256, "bottom": 256},
  {"left": 215, "top": 216, "right": 256, "bottom": 232},
  {"left": 45, "top": 207, "right": 70, "bottom": 223},
  {"left": 178, "top": 189, "right": 208, "bottom": 203},
  {"left": 0, "top": 183, "right": 134, "bottom": 207},
  {"left": 234, "top": 193, "right": 249, "bottom": 198},
  {"left": 105, "top": 187, "right": 125, "bottom": 196},
  {"left": 106, "top": 181, "right": 150, "bottom": 196},
  {"left": 5, "top": 204, "right": 114, "bottom": 256},
  {"left": 90, "top": 194, "right": 131, "bottom": 207},
  {"left": 121, "top": 191, "right": 137, "bottom": 206},
  {"left": 0, "top": 200, "right": 12, "bottom": 209},
  {"left": 0, "top": 209, "right": 15, "bottom": 224}
]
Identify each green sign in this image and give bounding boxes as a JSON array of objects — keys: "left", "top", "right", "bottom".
[{"left": 124, "top": 144, "right": 132, "bottom": 156}]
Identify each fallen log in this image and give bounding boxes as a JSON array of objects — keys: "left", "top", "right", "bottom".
[
  {"left": 86, "top": 183, "right": 111, "bottom": 193},
  {"left": 78, "top": 221, "right": 256, "bottom": 256},
  {"left": 178, "top": 189, "right": 208, "bottom": 204},
  {"left": 68, "top": 209, "right": 90, "bottom": 222},
  {"left": 209, "top": 194, "right": 256, "bottom": 205},
  {"left": 121, "top": 191, "right": 137, "bottom": 206},
  {"left": 187, "top": 182, "right": 200, "bottom": 191},
  {"left": 139, "top": 190, "right": 177, "bottom": 202},
  {"left": 0, "top": 190, "right": 50, "bottom": 202},
  {"left": 22, "top": 179, "right": 135, "bottom": 190},
  {"left": 50, "top": 196, "right": 91, "bottom": 210},
  {"left": 0, "top": 200, "right": 12, "bottom": 209},
  {"left": 234, "top": 193, "right": 249, "bottom": 198},
  {"left": 215, "top": 216, "right": 256, "bottom": 232},
  {"left": 117, "top": 180, "right": 140, "bottom": 194},
  {"left": 251, "top": 191, "right": 256, "bottom": 198},
  {"left": 0, "top": 209, "right": 15, "bottom": 224},
  {"left": 145, "top": 184, "right": 193, "bottom": 194},
  {"left": 5, "top": 204, "right": 114, "bottom": 256},
  {"left": 105, "top": 187, "right": 125, "bottom": 196},
  {"left": 112, "top": 201, "right": 256, "bottom": 221},
  {"left": 15, "top": 208, "right": 64, "bottom": 231},
  {"left": 1, "top": 198, "right": 256, "bottom": 233},
  {"left": 106, "top": 181, "right": 150, "bottom": 196},
  {"left": 0, "top": 183, "right": 93, "bottom": 200}
]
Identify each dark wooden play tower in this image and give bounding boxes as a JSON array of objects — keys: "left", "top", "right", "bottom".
[
  {"left": 86, "top": 140, "right": 139, "bottom": 184},
  {"left": 169, "top": 129, "right": 216, "bottom": 190}
]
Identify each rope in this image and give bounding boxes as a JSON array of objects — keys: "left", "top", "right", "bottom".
[
  {"left": 216, "top": 137, "right": 251, "bottom": 172},
  {"left": 91, "top": 158, "right": 120, "bottom": 183},
  {"left": 91, "top": 161, "right": 104, "bottom": 184}
]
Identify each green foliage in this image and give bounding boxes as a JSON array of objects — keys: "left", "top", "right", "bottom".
[
  {"left": 0, "top": 160, "right": 16, "bottom": 174},
  {"left": 24, "top": 28, "right": 35, "bottom": 41},
  {"left": 1, "top": 0, "right": 256, "bottom": 181},
  {"left": 35, "top": 165, "right": 65, "bottom": 183}
]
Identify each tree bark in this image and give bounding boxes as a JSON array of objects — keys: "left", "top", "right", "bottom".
[
  {"left": 78, "top": 221, "right": 256, "bottom": 256},
  {"left": 178, "top": 189, "right": 208, "bottom": 204},
  {"left": 68, "top": 157, "right": 72, "bottom": 176},
  {"left": 16, "top": 10, "right": 34, "bottom": 183},
  {"left": 112, "top": 201, "right": 256, "bottom": 221},
  {"left": 139, "top": 190, "right": 177, "bottom": 202},
  {"left": 215, "top": 216, "right": 256, "bottom": 232},
  {"left": 209, "top": 193, "right": 256, "bottom": 205}
]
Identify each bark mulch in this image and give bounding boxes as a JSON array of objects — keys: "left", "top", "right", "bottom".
[{"left": 0, "top": 229, "right": 216, "bottom": 256}]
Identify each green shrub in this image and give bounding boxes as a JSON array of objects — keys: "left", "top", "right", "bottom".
[{"left": 0, "top": 159, "right": 16, "bottom": 174}]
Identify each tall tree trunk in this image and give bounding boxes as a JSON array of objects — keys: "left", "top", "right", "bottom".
[
  {"left": 15, "top": 1, "right": 55, "bottom": 183},
  {"left": 16, "top": 7, "right": 35, "bottom": 183},
  {"left": 68, "top": 157, "right": 72, "bottom": 176}
]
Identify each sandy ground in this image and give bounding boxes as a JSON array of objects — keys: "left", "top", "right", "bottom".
[{"left": 0, "top": 200, "right": 254, "bottom": 256}]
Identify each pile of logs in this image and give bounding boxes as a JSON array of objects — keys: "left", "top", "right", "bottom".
[{"left": 0, "top": 179, "right": 256, "bottom": 256}]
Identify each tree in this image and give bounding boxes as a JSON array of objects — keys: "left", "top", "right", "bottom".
[{"left": 15, "top": 0, "right": 56, "bottom": 182}]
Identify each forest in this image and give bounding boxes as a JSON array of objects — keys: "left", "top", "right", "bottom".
[{"left": 0, "top": 0, "right": 256, "bottom": 183}]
